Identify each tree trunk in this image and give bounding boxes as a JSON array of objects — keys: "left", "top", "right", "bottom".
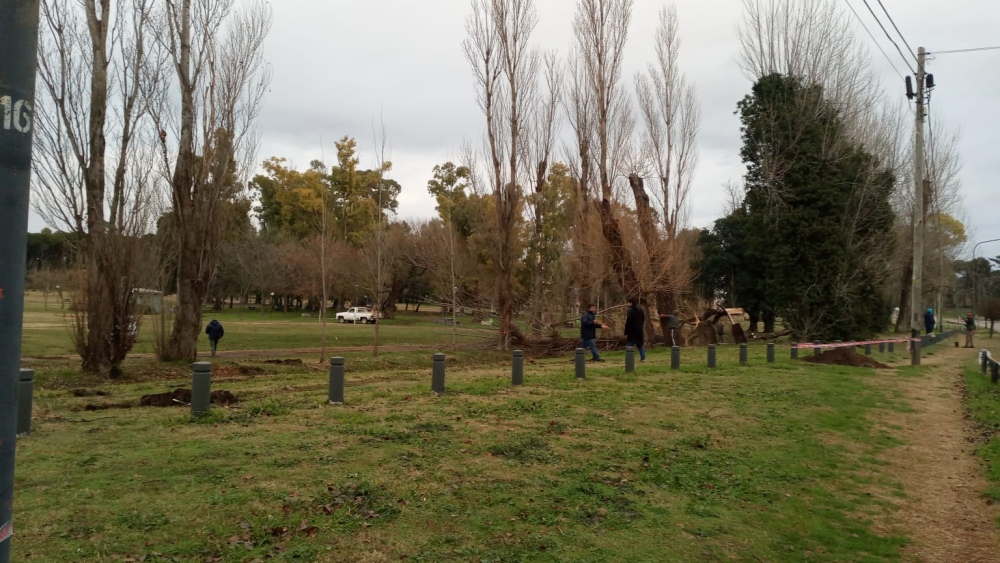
[
  {"left": 763, "top": 309, "right": 776, "bottom": 334},
  {"left": 530, "top": 213, "right": 545, "bottom": 337},
  {"left": 165, "top": 226, "right": 205, "bottom": 361},
  {"left": 895, "top": 257, "right": 913, "bottom": 333},
  {"left": 598, "top": 199, "right": 642, "bottom": 298}
]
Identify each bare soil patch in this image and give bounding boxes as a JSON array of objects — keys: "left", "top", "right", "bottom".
[
  {"left": 803, "top": 347, "right": 890, "bottom": 368},
  {"left": 263, "top": 358, "right": 304, "bottom": 366},
  {"left": 879, "top": 346, "right": 1000, "bottom": 561},
  {"left": 139, "top": 388, "right": 238, "bottom": 407}
]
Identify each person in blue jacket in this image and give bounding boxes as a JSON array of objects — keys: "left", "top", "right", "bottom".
[
  {"left": 581, "top": 304, "right": 609, "bottom": 362},
  {"left": 923, "top": 308, "right": 935, "bottom": 335},
  {"left": 205, "top": 319, "right": 225, "bottom": 357}
]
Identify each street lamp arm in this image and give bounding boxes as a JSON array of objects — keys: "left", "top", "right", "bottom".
[{"left": 972, "top": 238, "right": 1000, "bottom": 320}]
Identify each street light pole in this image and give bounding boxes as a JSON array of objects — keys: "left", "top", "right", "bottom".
[
  {"left": 0, "top": 2, "right": 42, "bottom": 560},
  {"left": 972, "top": 238, "right": 1000, "bottom": 325}
]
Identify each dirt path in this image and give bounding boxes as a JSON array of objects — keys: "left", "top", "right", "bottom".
[{"left": 880, "top": 344, "right": 1000, "bottom": 562}]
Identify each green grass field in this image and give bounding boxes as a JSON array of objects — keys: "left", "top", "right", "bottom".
[
  {"left": 20, "top": 290, "right": 493, "bottom": 358},
  {"left": 963, "top": 357, "right": 1000, "bottom": 504},
  {"left": 12, "top": 292, "right": 991, "bottom": 561}
]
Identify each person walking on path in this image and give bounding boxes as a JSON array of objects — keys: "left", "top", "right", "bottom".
[
  {"left": 924, "top": 308, "right": 936, "bottom": 336},
  {"left": 205, "top": 319, "right": 225, "bottom": 357},
  {"left": 581, "top": 304, "right": 609, "bottom": 362},
  {"left": 965, "top": 312, "right": 976, "bottom": 348},
  {"left": 624, "top": 297, "right": 647, "bottom": 362}
]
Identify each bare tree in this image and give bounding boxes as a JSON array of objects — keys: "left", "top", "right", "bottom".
[
  {"left": 154, "top": 0, "right": 272, "bottom": 361},
  {"left": 33, "top": 0, "right": 163, "bottom": 377},
  {"left": 570, "top": 0, "right": 642, "bottom": 300},
  {"left": 635, "top": 5, "right": 700, "bottom": 241},
  {"left": 525, "top": 52, "right": 563, "bottom": 334},
  {"left": 464, "top": 0, "right": 540, "bottom": 348},
  {"left": 631, "top": 4, "right": 701, "bottom": 338}
]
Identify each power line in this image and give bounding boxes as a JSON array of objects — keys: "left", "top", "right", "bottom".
[
  {"left": 841, "top": 0, "right": 909, "bottom": 81},
  {"left": 875, "top": 0, "right": 918, "bottom": 60},
  {"left": 931, "top": 45, "right": 1000, "bottom": 55},
  {"left": 858, "top": 0, "right": 917, "bottom": 73}
]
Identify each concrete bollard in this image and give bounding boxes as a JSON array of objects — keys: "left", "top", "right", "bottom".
[
  {"left": 879, "top": 342, "right": 885, "bottom": 354},
  {"left": 432, "top": 353, "right": 446, "bottom": 394},
  {"left": 767, "top": 343, "right": 775, "bottom": 364},
  {"left": 17, "top": 369, "right": 33, "bottom": 435},
  {"left": 512, "top": 350, "right": 524, "bottom": 386},
  {"left": 910, "top": 339, "right": 921, "bottom": 367},
  {"left": 739, "top": 343, "right": 748, "bottom": 366},
  {"left": 575, "top": 348, "right": 586, "bottom": 380},
  {"left": 992, "top": 362, "right": 999, "bottom": 385},
  {"left": 328, "top": 357, "right": 345, "bottom": 405},
  {"left": 814, "top": 341, "right": 821, "bottom": 357},
  {"left": 889, "top": 341, "right": 895, "bottom": 353},
  {"left": 865, "top": 344, "right": 872, "bottom": 357},
  {"left": 707, "top": 344, "right": 716, "bottom": 369},
  {"left": 625, "top": 346, "right": 635, "bottom": 373},
  {"left": 791, "top": 345, "right": 799, "bottom": 360},
  {"left": 983, "top": 351, "right": 989, "bottom": 376},
  {"left": 191, "top": 362, "right": 212, "bottom": 416},
  {"left": 671, "top": 346, "right": 681, "bottom": 370}
]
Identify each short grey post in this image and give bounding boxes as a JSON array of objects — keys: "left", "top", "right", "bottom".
[
  {"left": 707, "top": 344, "right": 717, "bottom": 369},
  {"left": 910, "top": 339, "right": 921, "bottom": 367},
  {"left": 889, "top": 341, "right": 895, "bottom": 353},
  {"left": 432, "top": 353, "right": 446, "bottom": 394},
  {"left": 879, "top": 342, "right": 885, "bottom": 354},
  {"left": 512, "top": 350, "right": 524, "bottom": 386},
  {"left": 767, "top": 343, "right": 775, "bottom": 364},
  {"left": 575, "top": 348, "right": 586, "bottom": 380},
  {"left": 864, "top": 344, "right": 872, "bottom": 357},
  {"left": 191, "top": 362, "right": 212, "bottom": 416},
  {"left": 624, "top": 346, "right": 635, "bottom": 373},
  {"left": 739, "top": 343, "right": 748, "bottom": 366},
  {"left": 328, "top": 357, "right": 345, "bottom": 405},
  {"left": 671, "top": 346, "right": 681, "bottom": 370},
  {"left": 982, "top": 351, "right": 989, "bottom": 376},
  {"left": 813, "top": 341, "right": 821, "bottom": 357},
  {"left": 17, "top": 369, "right": 33, "bottom": 436},
  {"left": 992, "top": 362, "right": 999, "bottom": 385},
  {"left": 791, "top": 345, "right": 799, "bottom": 360}
]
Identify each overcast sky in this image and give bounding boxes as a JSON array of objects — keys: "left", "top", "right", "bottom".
[{"left": 29, "top": 0, "right": 1000, "bottom": 254}]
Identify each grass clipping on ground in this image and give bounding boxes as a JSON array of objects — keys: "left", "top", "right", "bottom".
[{"left": 16, "top": 348, "right": 914, "bottom": 562}]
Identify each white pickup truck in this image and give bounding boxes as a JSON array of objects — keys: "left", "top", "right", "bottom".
[{"left": 336, "top": 307, "right": 378, "bottom": 324}]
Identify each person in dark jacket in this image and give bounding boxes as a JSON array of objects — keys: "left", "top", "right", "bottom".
[
  {"left": 205, "top": 319, "right": 224, "bottom": 357},
  {"left": 965, "top": 312, "right": 976, "bottom": 348},
  {"left": 624, "top": 297, "right": 646, "bottom": 362},
  {"left": 581, "top": 304, "right": 608, "bottom": 361},
  {"left": 924, "top": 308, "right": 935, "bottom": 335}
]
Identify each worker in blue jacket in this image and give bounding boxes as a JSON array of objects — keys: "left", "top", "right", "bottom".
[
  {"left": 581, "top": 304, "right": 609, "bottom": 362},
  {"left": 923, "top": 308, "right": 935, "bottom": 335}
]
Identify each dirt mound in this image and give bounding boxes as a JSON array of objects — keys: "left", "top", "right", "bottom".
[
  {"left": 71, "top": 388, "right": 112, "bottom": 397},
  {"left": 139, "top": 388, "right": 239, "bottom": 407},
  {"left": 264, "top": 359, "right": 303, "bottom": 366},
  {"left": 802, "top": 347, "right": 890, "bottom": 369},
  {"left": 83, "top": 401, "right": 132, "bottom": 411}
]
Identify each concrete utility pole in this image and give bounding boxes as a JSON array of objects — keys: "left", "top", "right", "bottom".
[
  {"left": 0, "top": 2, "right": 41, "bottom": 561},
  {"left": 910, "top": 47, "right": 927, "bottom": 338}
]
